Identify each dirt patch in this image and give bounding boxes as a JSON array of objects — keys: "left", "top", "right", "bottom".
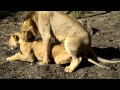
[{"left": 0, "top": 11, "right": 120, "bottom": 79}]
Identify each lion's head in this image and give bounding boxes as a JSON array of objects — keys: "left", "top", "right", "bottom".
[
  {"left": 8, "top": 33, "right": 20, "bottom": 50},
  {"left": 20, "top": 15, "right": 38, "bottom": 42}
]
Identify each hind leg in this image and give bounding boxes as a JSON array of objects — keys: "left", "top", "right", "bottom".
[
  {"left": 65, "top": 57, "right": 82, "bottom": 73},
  {"left": 64, "top": 37, "right": 82, "bottom": 73},
  {"left": 54, "top": 51, "right": 72, "bottom": 65}
]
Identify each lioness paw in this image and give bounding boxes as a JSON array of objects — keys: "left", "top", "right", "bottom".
[
  {"left": 39, "top": 61, "right": 49, "bottom": 65},
  {"left": 64, "top": 66, "right": 73, "bottom": 73},
  {"left": 7, "top": 57, "right": 14, "bottom": 61}
]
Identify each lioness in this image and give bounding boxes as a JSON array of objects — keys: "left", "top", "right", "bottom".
[
  {"left": 7, "top": 32, "right": 114, "bottom": 69},
  {"left": 20, "top": 11, "right": 120, "bottom": 73},
  {"left": 7, "top": 32, "right": 72, "bottom": 64}
]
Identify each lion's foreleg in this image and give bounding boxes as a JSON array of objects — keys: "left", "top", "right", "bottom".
[
  {"left": 7, "top": 52, "right": 25, "bottom": 61},
  {"left": 38, "top": 22, "right": 52, "bottom": 65},
  {"left": 7, "top": 52, "right": 33, "bottom": 62}
]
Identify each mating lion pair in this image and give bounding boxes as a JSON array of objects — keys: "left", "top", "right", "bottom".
[
  {"left": 7, "top": 11, "right": 120, "bottom": 73},
  {"left": 8, "top": 32, "right": 115, "bottom": 69},
  {"left": 7, "top": 32, "right": 71, "bottom": 64}
]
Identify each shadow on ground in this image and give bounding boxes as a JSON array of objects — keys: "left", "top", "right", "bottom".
[
  {"left": 0, "top": 11, "right": 18, "bottom": 19},
  {"left": 76, "top": 47, "right": 120, "bottom": 71}
]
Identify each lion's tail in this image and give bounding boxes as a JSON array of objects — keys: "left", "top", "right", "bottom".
[{"left": 89, "top": 48, "right": 120, "bottom": 64}]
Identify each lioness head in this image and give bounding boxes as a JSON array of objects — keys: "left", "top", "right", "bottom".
[
  {"left": 20, "top": 18, "right": 38, "bottom": 41},
  {"left": 8, "top": 32, "right": 20, "bottom": 50}
]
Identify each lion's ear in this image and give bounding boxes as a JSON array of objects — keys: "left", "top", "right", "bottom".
[{"left": 13, "top": 35, "right": 19, "bottom": 41}]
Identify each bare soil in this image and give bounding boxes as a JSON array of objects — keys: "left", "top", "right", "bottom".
[{"left": 0, "top": 11, "right": 120, "bottom": 79}]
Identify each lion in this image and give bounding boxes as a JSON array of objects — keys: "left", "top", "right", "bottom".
[
  {"left": 20, "top": 11, "right": 120, "bottom": 73},
  {"left": 7, "top": 32, "right": 72, "bottom": 64},
  {"left": 7, "top": 32, "right": 36, "bottom": 62},
  {"left": 7, "top": 32, "right": 116, "bottom": 70}
]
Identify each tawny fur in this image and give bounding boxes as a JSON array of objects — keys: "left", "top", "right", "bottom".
[
  {"left": 20, "top": 11, "right": 120, "bottom": 73},
  {"left": 7, "top": 32, "right": 111, "bottom": 70},
  {"left": 7, "top": 32, "right": 71, "bottom": 64}
]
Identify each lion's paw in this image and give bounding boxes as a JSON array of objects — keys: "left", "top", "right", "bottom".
[
  {"left": 6, "top": 57, "right": 14, "bottom": 61},
  {"left": 38, "top": 61, "right": 49, "bottom": 65},
  {"left": 64, "top": 66, "right": 73, "bottom": 73}
]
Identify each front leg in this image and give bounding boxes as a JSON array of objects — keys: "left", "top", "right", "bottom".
[
  {"left": 7, "top": 52, "right": 34, "bottom": 62},
  {"left": 38, "top": 22, "right": 51, "bottom": 65},
  {"left": 7, "top": 52, "right": 22, "bottom": 61}
]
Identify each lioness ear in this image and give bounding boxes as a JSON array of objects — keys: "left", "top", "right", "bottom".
[{"left": 13, "top": 35, "right": 19, "bottom": 41}]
